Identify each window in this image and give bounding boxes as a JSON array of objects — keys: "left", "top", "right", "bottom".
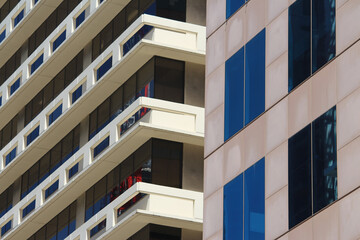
[
  {"left": 224, "top": 158, "right": 265, "bottom": 240},
  {"left": 44, "top": 180, "right": 59, "bottom": 199},
  {"left": 68, "top": 162, "right": 79, "bottom": 179},
  {"left": 0, "top": 185, "right": 13, "bottom": 218},
  {"left": 29, "top": 202, "right": 76, "bottom": 240},
  {"left": 72, "top": 85, "right": 82, "bottom": 104},
  {"left": 0, "top": 0, "right": 21, "bottom": 22},
  {"left": 226, "top": 0, "right": 245, "bottom": 19},
  {"left": 75, "top": 10, "right": 85, "bottom": 28},
  {"left": 53, "top": 30, "right": 66, "bottom": 52},
  {"left": 96, "top": 57, "right": 112, "bottom": 80},
  {"left": 30, "top": 53, "right": 44, "bottom": 74},
  {"left": 0, "top": 48, "right": 21, "bottom": 86},
  {"left": 225, "top": 29, "right": 265, "bottom": 141},
  {"left": 26, "top": 125, "right": 40, "bottom": 146},
  {"left": 90, "top": 219, "right": 106, "bottom": 237},
  {"left": 288, "top": 0, "right": 335, "bottom": 92},
  {"left": 0, "top": 30, "right": 5, "bottom": 43},
  {"left": 13, "top": 9, "right": 24, "bottom": 28},
  {"left": 22, "top": 200, "right": 36, "bottom": 218},
  {"left": 10, "top": 78, "right": 20, "bottom": 95},
  {"left": 5, "top": 146, "right": 16, "bottom": 166},
  {"left": 49, "top": 104, "right": 62, "bottom": 125},
  {"left": 1, "top": 220, "right": 11, "bottom": 236},
  {"left": 288, "top": 106, "right": 337, "bottom": 229},
  {"left": 0, "top": 116, "right": 18, "bottom": 151},
  {"left": 93, "top": 136, "right": 110, "bottom": 158},
  {"left": 129, "top": 224, "right": 181, "bottom": 240}
]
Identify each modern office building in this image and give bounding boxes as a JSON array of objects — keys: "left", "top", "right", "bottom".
[
  {"left": 0, "top": 0, "right": 206, "bottom": 239},
  {"left": 205, "top": 0, "right": 360, "bottom": 239}
]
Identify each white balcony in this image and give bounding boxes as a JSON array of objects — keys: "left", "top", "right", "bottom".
[
  {"left": 0, "top": 0, "right": 64, "bottom": 66},
  {"left": 0, "top": 97, "right": 204, "bottom": 239},
  {"left": 67, "top": 182, "right": 203, "bottom": 240},
  {"left": 0, "top": 14, "right": 206, "bottom": 194},
  {"left": 0, "top": 0, "right": 131, "bottom": 130}
]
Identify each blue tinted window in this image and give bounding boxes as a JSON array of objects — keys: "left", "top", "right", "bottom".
[
  {"left": 288, "top": 0, "right": 311, "bottom": 91},
  {"left": 45, "top": 180, "right": 59, "bottom": 199},
  {"left": 49, "top": 104, "right": 62, "bottom": 125},
  {"left": 76, "top": 10, "right": 85, "bottom": 28},
  {"left": 90, "top": 219, "right": 106, "bottom": 237},
  {"left": 225, "top": 47, "right": 244, "bottom": 141},
  {"left": 10, "top": 78, "right": 20, "bottom": 95},
  {"left": 69, "top": 163, "right": 79, "bottom": 179},
  {"left": 288, "top": 125, "right": 312, "bottom": 228},
  {"left": 27, "top": 125, "right": 40, "bottom": 146},
  {"left": 14, "top": 9, "right": 24, "bottom": 27},
  {"left": 22, "top": 200, "right": 36, "bottom": 218},
  {"left": 53, "top": 30, "right": 66, "bottom": 52},
  {"left": 0, "top": 96, "right": 2, "bottom": 106},
  {"left": 312, "top": 0, "right": 335, "bottom": 73},
  {"left": 224, "top": 173, "right": 243, "bottom": 240},
  {"left": 312, "top": 106, "right": 337, "bottom": 213},
  {"left": 31, "top": 54, "right": 44, "bottom": 74},
  {"left": 94, "top": 136, "right": 110, "bottom": 158},
  {"left": 72, "top": 85, "right": 82, "bottom": 104},
  {"left": 34, "top": 0, "right": 39, "bottom": 5},
  {"left": 123, "top": 25, "right": 153, "bottom": 56},
  {"left": 5, "top": 147, "right": 17, "bottom": 166},
  {"left": 97, "top": 57, "right": 112, "bottom": 81},
  {"left": 0, "top": 30, "right": 5, "bottom": 44},
  {"left": 226, "top": 0, "right": 246, "bottom": 19},
  {"left": 244, "top": 158, "right": 265, "bottom": 240},
  {"left": 245, "top": 29, "right": 265, "bottom": 125},
  {"left": 1, "top": 220, "right": 11, "bottom": 236}
]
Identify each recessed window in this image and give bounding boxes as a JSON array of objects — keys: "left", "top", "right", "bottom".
[
  {"left": 49, "top": 104, "right": 62, "bottom": 126},
  {"left": 90, "top": 219, "right": 106, "bottom": 237},
  {"left": 72, "top": 85, "right": 82, "bottom": 104},
  {"left": 44, "top": 180, "right": 59, "bottom": 200},
  {"left": 224, "top": 29, "right": 265, "bottom": 141},
  {"left": 288, "top": 0, "right": 335, "bottom": 92},
  {"left": 26, "top": 125, "right": 40, "bottom": 146},
  {"left": 0, "top": 30, "right": 5, "bottom": 44},
  {"left": 224, "top": 158, "right": 265, "bottom": 240},
  {"left": 1, "top": 219, "right": 12, "bottom": 236},
  {"left": 93, "top": 136, "right": 110, "bottom": 158},
  {"left": 68, "top": 162, "right": 79, "bottom": 179},
  {"left": 5, "top": 147, "right": 17, "bottom": 166},
  {"left": 10, "top": 78, "right": 20, "bottom": 95},
  {"left": 22, "top": 200, "right": 36, "bottom": 219},
  {"left": 75, "top": 10, "right": 85, "bottom": 28},
  {"left": 288, "top": 106, "right": 337, "bottom": 228},
  {"left": 53, "top": 30, "right": 66, "bottom": 52},
  {"left": 96, "top": 57, "right": 112, "bottom": 81},
  {"left": 13, "top": 9, "right": 24, "bottom": 28},
  {"left": 30, "top": 53, "right": 44, "bottom": 74}
]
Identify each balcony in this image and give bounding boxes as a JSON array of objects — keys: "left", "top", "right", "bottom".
[
  {"left": 68, "top": 182, "right": 203, "bottom": 240},
  {"left": 0, "top": 14, "right": 205, "bottom": 194},
  {"left": 0, "top": 97, "right": 204, "bottom": 239},
  {"left": 0, "top": 0, "right": 64, "bottom": 66},
  {"left": 0, "top": 0, "right": 131, "bottom": 130}
]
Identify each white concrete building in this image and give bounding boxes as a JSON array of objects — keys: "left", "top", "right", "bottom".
[{"left": 0, "top": 0, "right": 206, "bottom": 239}]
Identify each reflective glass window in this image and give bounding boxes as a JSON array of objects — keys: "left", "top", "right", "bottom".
[
  {"left": 245, "top": 30, "right": 265, "bottom": 125},
  {"left": 226, "top": 0, "right": 245, "bottom": 19},
  {"left": 225, "top": 47, "right": 244, "bottom": 141}
]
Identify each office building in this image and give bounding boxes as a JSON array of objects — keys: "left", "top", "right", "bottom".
[
  {"left": 204, "top": 0, "right": 360, "bottom": 239},
  {"left": 0, "top": 0, "right": 206, "bottom": 239}
]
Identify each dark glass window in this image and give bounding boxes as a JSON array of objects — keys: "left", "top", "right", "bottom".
[
  {"left": 226, "top": 0, "right": 245, "bottom": 19},
  {"left": 0, "top": 48, "right": 22, "bottom": 86},
  {"left": 20, "top": 125, "right": 80, "bottom": 199},
  {"left": 0, "top": 29, "right": 5, "bottom": 43},
  {"left": 223, "top": 158, "right": 265, "bottom": 240},
  {"left": 44, "top": 180, "right": 59, "bottom": 199},
  {"left": 13, "top": 9, "right": 24, "bottom": 27},
  {"left": 28, "top": 201, "right": 76, "bottom": 240},
  {"left": 96, "top": 57, "right": 112, "bottom": 80},
  {"left": 75, "top": 10, "right": 85, "bottom": 28},
  {"left": 0, "top": 185, "right": 13, "bottom": 218},
  {"left": 312, "top": 106, "right": 337, "bottom": 213},
  {"left": 288, "top": 0, "right": 335, "bottom": 92},
  {"left": 288, "top": 106, "right": 337, "bottom": 229},
  {"left": 224, "top": 173, "right": 243, "bottom": 240},
  {"left": 22, "top": 200, "right": 36, "bottom": 218},
  {"left": 31, "top": 53, "right": 44, "bottom": 74},
  {"left": 5, "top": 147, "right": 16, "bottom": 166},
  {"left": 93, "top": 136, "right": 110, "bottom": 158},
  {"left": 49, "top": 104, "right": 63, "bottom": 125},
  {"left": 53, "top": 30, "right": 66, "bottom": 52},
  {"left": 1, "top": 219, "right": 11, "bottom": 236},
  {"left": 129, "top": 224, "right": 181, "bottom": 240},
  {"left": 156, "top": 0, "right": 186, "bottom": 22},
  {"left": 26, "top": 125, "right": 40, "bottom": 146},
  {"left": 0, "top": 115, "right": 18, "bottom": 151},
  {"left": 225, "top": 47, "right": 244, "bottom": 141},
  {"left": 312, "top": 0, "right": 336, "bottom": 73},
  {"left": 224, "top": 29, "right": 266, "bottom": 140},
  {"left": 0, "top": 0, "right": 21, "bottom": 22}
]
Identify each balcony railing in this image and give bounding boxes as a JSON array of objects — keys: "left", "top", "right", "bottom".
[
  {"left": 67, "top": 182, "right": 203, "bottom": 240},
  {"left": 0, "top": 97, "right": 204, "bottom": 239},
  {"left": 0, "top": 14, "right": 205, "bottom": 196}
]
